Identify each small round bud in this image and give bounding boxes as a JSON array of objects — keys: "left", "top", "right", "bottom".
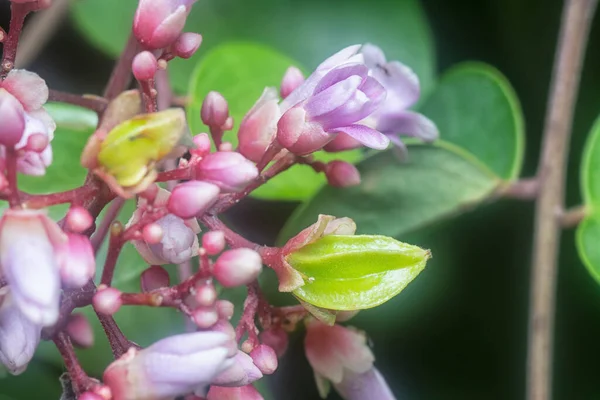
[
  {"left": 325, "top": 160, "right": 361, "bottom": 187},
  {"left": 25, "top": 133, "right": 49, "bottom": 153},
  {"left": 139, "top": 183, "right": 159, "bottom": 202},
  {"left": 241, "top": 340, "right": 254, "bottom": 354},
  {"left": 196, "top": 152, "right": 259, "bottom": 193},
  {"left": 250, "top": 344, "right": 278, "bottom": 375},
  {"left": 280, "top": 66, "right": 305, "bottom": 99},
  {"left": 142, "top": 223, "right": 163, "bottom": 245},
  {"left": 192, "top": 307, "right": 219, "bottom": 329},
  {"left": 167, "top": 181, "right": 220, "bottom": 219},
  {"left": 93, "top": 287, "right": 122, "bottom": 315},
  {"left": 173, "top": 32, "right": 202, "bottom": 59},
  {"left": 191, "top": 133, "right": 211, "bottom": 157},
  {"left": 132, "top": 51, "right": 158, "bottom": 81},
  {"left": 202, "top": 230, "right": 225, "bottom": 255},
  {"left": 259, "top": 327, "right": 288, "bottom": 357},
  {"left": 213, "top": 249, "right": 262, "bottom": 288},
  {"left": 201, "top": 91, "right": 229, "bottom": 128},
  {"left": 218, "top": 142, "right": 233, "bottom": 152},
  {"left": 66, "top": 206, "right": 94, "bottom": 233},
  {"left": 194, "top": 282, "right": 217, "bottom": 307},
  {"left": 215, "top": 300, "right": 234, "bottom": 320},
  {"left": 140, "top": 265, "right": 170, "bottom": 292},
  {"left": 66, "top": 313, "right": 94, "bottom": 348}
]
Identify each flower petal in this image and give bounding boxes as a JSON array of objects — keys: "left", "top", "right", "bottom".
[
  {"left": 333, "top": 124, "right": 390, "bottom": 150},
  {"left": 2, "top": 70, "right": 48, "bottom": 111},
  {"left": 333, "top": 368, "right": 396, "bottom": 400},
  {"left": 376, "top": 110, "right": 439, "bottom": 141}
]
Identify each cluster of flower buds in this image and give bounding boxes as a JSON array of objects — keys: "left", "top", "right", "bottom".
[{"left": 0, "top": 206, "right": 96, "bottom": 374}]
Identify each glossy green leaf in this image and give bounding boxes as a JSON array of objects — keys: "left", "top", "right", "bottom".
[
  {"left": 72, "top": 0, "right": 435, "bottom": 94},
  {"left": 187, "top": 42, "right": 361, "bottom": 201},
  {"left": 288, "top": 234, "right": 430, "bottom": 310},
  {"left": 279, "top": 142, "right": 501, "bottom": 241},
  {"left": 577, "top": 116, "right": 600, "bottom": 283},
  {"left": 420, "top": 63, "right": 525, "bottom": 180}
]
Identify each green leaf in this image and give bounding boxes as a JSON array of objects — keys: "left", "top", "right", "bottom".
[
  {"left": 72, "top": 0, "right": 435, "bottom": 94},
  {"left": 419, "top": 63, "right": 525, "bottom": 180},
  {"left": 279, "top": 142, "right": 501, "bottom": 242},
  {"left": 577, "top": 116, "right": 600, "bottom": 283},
  {"left": 288, "top": 234, "right": 430, "bottom": 310},
  {"left": 186, "top": 41, "right": 361, "bottom": 201}
]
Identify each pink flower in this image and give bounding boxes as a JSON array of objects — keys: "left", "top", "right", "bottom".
[
  {"left": 56, "top": 234, "right": 96, "bottom": 289},
  {"left": 206, "top": 384, "right": 264, "bottom": 400},
  {"left": 0, "top": 70, "right": 55, "bottom": 176},
  {"left": 210, "top": 350, "right": 263, "bottom": 387},
  {"left": 333, "top": 368, "right": 396, "bottom": 400},
  {"left": 133, "top": 0, "right": 198, "bottom": 49},
  {"left": 0, "top": 209, "right": 66, "bottom": 326},
  {"left": 238, "top": 88, "right": 281, "bottom": 163},
  {"left": 195, "top": 152, "right": 259, "bottom": 193}
]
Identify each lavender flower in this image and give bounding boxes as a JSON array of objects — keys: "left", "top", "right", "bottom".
[{"left": 333, "top": 368, "right": 396, "bottom": 400}]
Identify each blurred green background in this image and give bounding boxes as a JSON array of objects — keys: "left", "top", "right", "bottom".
[{"left": 1, "top": 0, "right": 600, "bottom": 399}]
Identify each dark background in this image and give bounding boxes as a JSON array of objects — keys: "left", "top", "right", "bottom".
[{"left": 1, "top": 0, "right": 600, "bottom": 399}]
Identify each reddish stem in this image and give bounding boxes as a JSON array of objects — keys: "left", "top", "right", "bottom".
[
  {"left": 155, "top": 167, "right": 194, "bottom": 182},
  {"left": 53, "top": 332, "right": 92, "bottom": 395},
  {"left": 140, "top": 79, "right": 158, "bottom": 113},
  {"left": 42, "top": 281, "right": 96, "bottom": 340},
  {"left": 1, "top": 2, "right": 33, "bottom": 78},
  {"left": 100, "top": 226, "right": 125, "bottom": 286},
  {"left": 200, "top": 214, "right": 265, "bottom": 251},
  {"left": 48, "top": 89, "right": 109, "bottom": 114},
  {"left": 23, "top": 184, "right": 99, "bottom": 209},
  {"left": 235, "top": 283, "right": 260, "bottom": 343},
  {"left": 95, "top": 312, "right": 134, "bottom": 359},
  {"left": 4, "top": 149, "right": 19, "bottom": 207},
  {"left": 91, "top": 197, "right": 125, "bottom": 252},
  {"left": 104, "top": 34, "right": 139, "bottom": 100}
]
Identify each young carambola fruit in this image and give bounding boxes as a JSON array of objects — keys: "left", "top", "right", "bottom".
[{"left": 286, "top": 235, "right": 430, "bottom": 310}]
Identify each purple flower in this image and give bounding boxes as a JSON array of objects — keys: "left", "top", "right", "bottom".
[
  {"left": 0, "top": 292, "right": 42, "bottom": 375},
  {"left": 209, "top": 350, "right": 263, "bottom": 388},
  {"left": 0, "top": 209, "right": 66, "bottom": 326},
  {"left": 104, "top": 331, "right": 233, "bottom": 400},
  {"left": 333, "top": 368, "right": 396, "bottom": 400}
]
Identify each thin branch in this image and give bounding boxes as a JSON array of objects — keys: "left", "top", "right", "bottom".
[
  {"left": 501, "top": 177, "right": 540, "bottom": 200},
  {"left": 560, "top": 205, "right": 588, "bottom": 228},
  {"left": 95, "top": 312, "right": 134, "bottom": 359},
  {"left": 103, "top": 34, "right": 139, "bottom": 100},
  {"left": 53, "top": 332, "right": 92, "bottom": 395},
  {"left": 527, "top": 1, "right": 598, "bottom": 400},
  {"left": 48, "top": 90, "right": 108, "bottom": 114},
  {"left": 14, "top": 0, "right": 70, "bottom": 68},
  {"left": 91, "top": 197, "right": 125, "bottom": 252}
]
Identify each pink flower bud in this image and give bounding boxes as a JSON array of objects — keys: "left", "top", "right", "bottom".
[
  {"left": 167, "top": 181, "right": 220, "bottom": 219},
  {"left": 211, "top": 350, "right": 262, "bottom": 387},
  {"left": 207, "top": 385, "right": 264, "bottom": 400},
  {"left": 0, "top": 89, "right": 25, "bottom": 147},
  {"left": 325, "top": 160, "right": 361, "bottom": 187},
  {"left": 276, "top": 106, "right": 334, "bottom": 156},
  {"left": 142, "top": 223, "right": 163, "bottom": 245},
  {"left": 78, "top": 392, "right": 104, "bottom": 400},
  {"left": 202, "top": 230, "right": 226, "bottom": 256},
  {"left": 194, "top": 283, "right": 217, "bottom": 307},
  {"left": 215, "top": 300, "right": 234, "bottom": 320},
  {"left": 173, "top": 32, "right": 202, "bottom": 59},
  {"left": 196, "top": 152, "right": 258, "bottom": 193},
  {"left": 201, "top": 91, "right": 229, "bottom": 128},
  {"left": 191, "top": 133, "right": 212, "bottom": 157},
  {"left": 140, "top": 265, "right": 170, "bottom": 292},
  {"left": 238, "top": 88, "right": 281, "bottom": 163},
  {"left": 133, "top": 0, "right": 197, "bottom": 49},
  {"left": 250, "top": 344, "right": 278, "bottom": 375},
  {"left": 259, "top": 328, "right": 288, "bottom": 358},
  {"left": 93, "top": 287, "right": 122, "bottom": 316},
  {"left": 104, "top": 332, "right": 233, "bottom": 400},
  {"left": 192, "top": 307, "right": 219, "bottom": 329},
  {"left": 66, "top": 313, "right": 94, "bottom": 348},
  {"left": 132, "top": 51, "right": 158, "bottom": 81},
  {"left": 323, "top": 132, "right": 363, "bottom": 152},
  {"left": 280, "top": 66, "right": 305, "bottom": 99},
  {"left": 147, "top": 214, "right": 200, "bottom": 265},
  {"left": 25, "top": 133, "right": 49, "bottom": 152},
  {"left": 65, "top": 206, "right": 93, "bottom": 233},
  {"left": 57, "top": 234, "right": 96, "bottom": 289},
  {"left": 213, "top": 249, "right": 262, "bottom": 288}
]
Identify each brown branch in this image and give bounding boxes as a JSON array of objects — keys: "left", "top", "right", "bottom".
[
  {"left": 560, "top": 205, "right": 588, "bottom": 228},
  {"left": 501, "top": 177, "right": 540, "bottom": 200},
  {"left": 527, "top": 1, "right": 598, "bottom": 400},
  {"left": 103, "top": 34, "right": 140, "bottom": 100},
  {"left": 48, "top": 90, "right": 108, "bottom": 114}
]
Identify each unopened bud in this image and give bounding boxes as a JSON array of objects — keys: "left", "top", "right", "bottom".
[
  {"left": 142, "top": 223, "right": 163, "bottom": 245},
  {"left": 192, "top": 307, "right": 219, "bottom": 329},
  {"left": 25, "top": 133, "right": 49, "bottom": 153},
  {"left": 323, "top": 132, "right": 363, "bottom": 152},
  {"left": 173, "top": 32, "right": 202, "bottom": 59},
  {"left": 167, "top": 181, "right": 220, "bottom": 219},
  {"left": 250, "top": 344, "right": 278, "bottom": 375},
  {"left": 202, "top": 230, "right": 225, "bottom": 256},
  {"left": 211, "top": 350, "right": 263, "bottom": 387},
  {"left": 325, "top": 160, "right": 361, "bottom": 187},
  {"left": 215, "top": 300, "right": 234, "bottom": 320},
  {"left": 133, "top": 0, "right": 197, "bottom": 49},
  {"left": 140, "top": 265, "right": 170, "bottom": 292},
  {"left": 196, "top": 152, "right": 258, "bottom": 193},
  {"left": 213, "top": 249, "right": 262, "bottom": 288},
  {"left": 259, "top": 328, "right": 288, "bottom": 357},
  {"left": 132, "top": 51, "right": 158, "bottom": 81},
  {"left": 280, "top": 66, "right": 305, "bottom": 99},
  {"left": 65, "top": 206, "right": 94, "bottom": 233},
  {"left": 238, "top": 88, "right": 280, "bottom": 163},
  {"left": 0, "top": 88, "right": 25, "bottom": 147},
  {"left": 201, "top": 91, "right": 229, "bottom": 128},
  {"left": 194, "top": 282, "right": 217, "bottom": 307},
  {"left": 66, "top": 313, "right": 94, "bottom": 348},
  {"left": 57, "top": 234, "right": 96, "bottom": 289},
  {"left": 191, "top": 133, "right": 211, "bottom": 157},
  {"left": 93, "top": 287, "right": 122, "bottom": 315}
]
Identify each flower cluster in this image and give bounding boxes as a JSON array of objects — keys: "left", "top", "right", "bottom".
[{"left": 0, "top": 0, "right": 437, "bottom": 399}]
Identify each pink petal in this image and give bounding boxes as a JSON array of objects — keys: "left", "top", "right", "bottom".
[
  {"left": 333, "top": 124, "right": 390, "bottom": 150},
  {"left": 376, "top": 110, "right": 439, "bottom": 141},
  {"left": 2, "top": 70, "right": 48, "bottom": 111}
]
